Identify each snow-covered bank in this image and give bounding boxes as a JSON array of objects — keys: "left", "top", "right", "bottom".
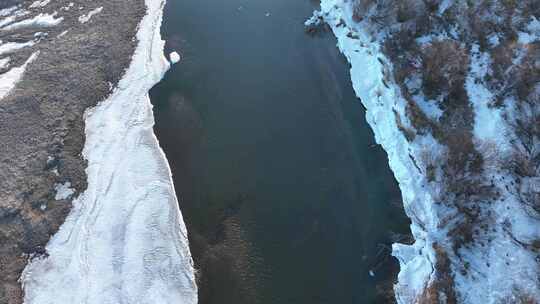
[
  {"left": 312, "top": 2, "right": 436, "bottom": 301},
  {"left": 20, "top": 0, "right": 198, "bottom": 303},
  {"left": 313, "top": 0, "right": 539, "bottom": 302}
]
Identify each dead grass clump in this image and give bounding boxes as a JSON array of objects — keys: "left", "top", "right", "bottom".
[
  {"left": 351, "top": 0, "right": 375, "bottom": 22},
  {"left": 375, "top": 279, "right": 397, "bottom": 303},
  {"left": 512, "top": 174, "right": 540, "bottom": 217},
  {"left": 477, "top": 140, "right": 502, "bottom": 172},
  {"left": 417, "top": 243, "right": 457, "bottom": 304},
  {"left": 382, "top": 31, "right": 420, "bottom": 93},
  {"left": 490, "top": 40, "right": 518, "bottom": 82},
  {"left": 515, "top": 43, "right": 540, "bottom": 101},
  {"left": 395, "top": 1, "right": 425, "bottom": 24},
  {"left": 447, "top": 216, "right": 475, "bottom": 253},
  {"left": 505, "top": 148, "right": 537, "bottom": 178},
  {"left": 420, "top": 149, "right": 439, "bottom": 182},
  {"left": 421, "top": 40, "right": 469, "bottom": 100},
  {"left": 394, "top": 108, "right": 416, "bottom": 142},
  {"left": 442, "top": 130, "right": 484, "bottom": 175},
  {"left": 504, "top": 97, "right": 540, "bottom": 216},
  {"left": 404, "top": 100, "right": 439, "bottom": 138}
]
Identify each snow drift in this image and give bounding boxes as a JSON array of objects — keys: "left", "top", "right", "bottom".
[{"left": 20, "top": 0, "right": 198, "bottom": 303}]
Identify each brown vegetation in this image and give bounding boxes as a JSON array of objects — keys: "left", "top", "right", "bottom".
[
  {"left": 422, "top": 41, "right": 469, "bottom": 100},
  {"left": 417, "top": 243, "right": 457, "bottom": 304},
  {"left": 348, "top": 0, "right": 540, "bottom": 301}
]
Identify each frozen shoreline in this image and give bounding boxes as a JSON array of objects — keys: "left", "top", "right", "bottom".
[
  {"left": 313, "top": 2, "right": 435, "bottom": 301},
  {"left": 21, "top": 0, "right": 197, "bottom": 302},
  {"left": 314, "top": 0, "right": 540, "bottom": 302}
]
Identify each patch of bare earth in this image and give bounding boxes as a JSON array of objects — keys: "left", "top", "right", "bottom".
[{"left": 0, "top": 0, "right": 144, "bottom": 303}]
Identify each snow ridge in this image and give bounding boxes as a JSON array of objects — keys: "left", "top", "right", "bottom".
[{"left": 20, "top": 0, "right": 198, "bottom": 303}]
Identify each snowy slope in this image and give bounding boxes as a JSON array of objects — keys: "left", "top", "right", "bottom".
[
  {"left": 20, "top": 0, "right": 198, "bottom": 303},
  {"left": 312, "top": 0, "right": 540, "bottom": 303}
]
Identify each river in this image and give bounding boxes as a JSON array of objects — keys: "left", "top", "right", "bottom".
[{"left": 149, "top": 0, "right": 410, "bottom": 303}]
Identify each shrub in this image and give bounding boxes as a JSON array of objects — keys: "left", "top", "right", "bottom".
[
  {"left": 421, "top": 40, "right": 469, "bottom": 100},
  {"left": 417, "top": 243, "right": 457, "bottom": 304}
]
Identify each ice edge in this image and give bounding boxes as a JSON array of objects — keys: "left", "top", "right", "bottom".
[{"left": 317, "top": 0, "right": 437, "bottom": 302}]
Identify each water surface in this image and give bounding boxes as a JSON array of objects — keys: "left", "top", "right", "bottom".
[{"left": 150, "top": 0, "right": 410, "bottom": 303}]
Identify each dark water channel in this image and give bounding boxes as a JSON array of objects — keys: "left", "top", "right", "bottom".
[{"left": 149, "top": 0, "right": 411, "bottom": 303}]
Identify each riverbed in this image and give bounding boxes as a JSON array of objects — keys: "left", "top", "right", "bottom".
[{"left": 149, "top": 0, "right": 410, "bottom": 303}]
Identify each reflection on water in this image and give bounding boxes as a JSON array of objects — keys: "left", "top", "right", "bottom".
[{"left": 150, "top": 0, "right": 411, "bottom": 303}]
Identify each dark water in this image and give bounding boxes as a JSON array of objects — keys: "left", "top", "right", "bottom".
[{"left": 149, "top": 0, "right": 411, "bottom": 303}]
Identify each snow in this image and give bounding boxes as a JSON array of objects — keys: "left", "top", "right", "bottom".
[
  {"left": 487, "top": 33, "right": 500, "bottom": 47},
  {"left": 315, "top": 0, "right": 540, "bottom": 302},
  {"left": 518, "top": 16, "right": 540, "bottom": 44},
  {"left": 0, "top": 41, "right": 35, "bottom": 56},
  {"left": 438, "top": 0, "right": 452, "bottom": 15},
  {"left": 0, "top": 52, "right": 39, "bottom": 100},
  {"left": 0, "top": 15, "right": 17, "bottom": 28},
  {"left": 78, "top": 7, "right": 103, "bottom": 24},
  {"left": 29, "top": 0, "right": 51, "bottom": 9},
  {"left": 54, "top": 182, "right": 75, "bottom": 200},
  {"left": 412, "top": 93, "right": 443, "bottom": 121},
  {"left": 169, "top": 51, "right": 180, "bottom": 64},
  {"left": 61, "top": 3, "right": 74, "bottom": 11},
  {"left": 459, "top": 42, "right": 540, "bottom": 304},
  {"left": 0, "top": 57, "right": 9, "bottom": 69},
  {"left": 466, "top": 44, "right": 507, "bottom": 147},
  {"left": 0, "top": 8, "right": 30, "bottom": 28},
  {"left": 21, "top": 0, "right": 198, "bottom": 303},
  {"left": 1, "top": 13, "right": 63, "bottom": 31},
  {"left": 57, "top": 30, "right": 68, "bottom": 38},
  {"left": 0, "top": 6, "right": 18, "bottom": 17},
  {"left": 304, "top": 10, "right": 323, "bottom": 27}
]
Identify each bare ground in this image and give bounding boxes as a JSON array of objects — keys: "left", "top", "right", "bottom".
[{"left": 0, "top": 0, "right": 144, "bottom": 302}]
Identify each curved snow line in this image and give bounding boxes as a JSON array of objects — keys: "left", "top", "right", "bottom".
[
  {"left": 21, "top": 0, "right": 198, "bottom": 303},
  {"left": 0, "top": 51, "right": 39, "bottom": 100}
]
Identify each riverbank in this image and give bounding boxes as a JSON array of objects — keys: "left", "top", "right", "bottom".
[
  {"left": 0, "top": 0, "right": 196, "bottom": 303},
  {"left": 314, "top": 0, "right": 540, "bottom": 302}
]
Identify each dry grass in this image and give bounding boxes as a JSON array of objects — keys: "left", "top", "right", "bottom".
[
  {"left": 421, "top": 40, "right": 469, "bottom": 100},
  {"left": 393, "top": 108, "right": 416, "bottom": 142},
  {"left": 417, "top": 243, "right": 457, "bottom": 304}
]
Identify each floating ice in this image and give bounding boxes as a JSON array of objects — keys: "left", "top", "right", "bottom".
[{"left": 169, "top": 51, "right": 180, "bottom": 64}]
